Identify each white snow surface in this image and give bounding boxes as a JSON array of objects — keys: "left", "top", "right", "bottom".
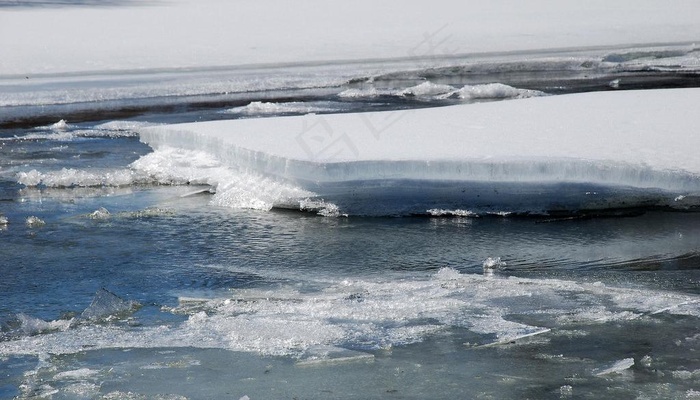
[
  {"left": 140, "top": 89, "right": 700, "bottom": 174},
  {"left": 1, "top": 0, "right": 699, "bottom": 76}
]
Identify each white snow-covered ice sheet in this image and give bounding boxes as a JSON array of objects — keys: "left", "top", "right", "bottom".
[{"left": 137, "top": 88, "right": 700, "bottom": 215}]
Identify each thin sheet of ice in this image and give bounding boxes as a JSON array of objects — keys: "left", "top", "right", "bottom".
[
  {"left": 137, "top": 88, "right": 700, "bottom": 214},
  {"left": 0, "top": 267, "right": 696, "bottom": 358}
]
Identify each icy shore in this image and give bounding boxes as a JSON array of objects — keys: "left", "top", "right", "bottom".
[{"left": 2, "top": 0, "right": 700, "bottom": 76}]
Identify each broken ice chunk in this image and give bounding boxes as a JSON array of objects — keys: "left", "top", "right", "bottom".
[
  {"left": 594, "top": 357, "right": 635, "bottom": 376},
  {"left": 81, "top": 288, "right": 140, "bottom": 321},
  {"left": 16, "top": 313, "right": 72, "bottom": 336},
  {"left": 483, "top": 256, "right": 506, "bottom": 276},
  {"left": 296, "top": 346, "right": 374, "bottom": 367},
  {"left": 88, "top": 207, "right": 111, "bottom": 220},
  {"left": 25, "top": 216, "right": 45, "bottom": 227}
]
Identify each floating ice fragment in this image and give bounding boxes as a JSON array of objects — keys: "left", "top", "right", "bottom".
[
  {"left": 187, "top": 311, "right": 207, "bottom": 325},
  {"left": 337, "top": 87, "right": 381, "bottom": 98},
  {"left": 559, "top": 385, "right": 573, "bottom": 397},
  {"left": 88, "top": 207, "right": 111, "bottom": 220},
  {"left": 297, "top": 345, "right": 374, "bottom": 367},
  {"left": 0, "top": 215, "right": 8, "bottom": 225},
  {"left": 427, "top": 208, "right": 478, "bottom": 217},
  {"left": 179, "top": 187, "right": 214, "bottom": 198},
  {"left": 483, "top": 257, "right": 506, "bottom": 268},
  {"left": 25, "top": 216, "right": 45, "bottom": 227},
  {"left": 339, "top": 82, "right": 541, "bottom": 102},
  {"left": 671, "top": 370, "right": 700, "bottom": 380},
  {"left": 399, "top": 82, "right": 455, "bottom": 98},
  {"left": 81, "top": 288, "right": 140, "bottom": 321},
  {"left": 650, "top": 300, "right": 700, "bottom": 315},
  {"left": 224, "top": 101, "right": 338, "bottom": 116},
  {"left": 594, "top": 357, "right": 635, "bottom": 376},
  {"left": 455, "top": 83, "right": 545, "bottom": 100},
  {"left": 17, "top": 168, "right": 136, "bottom": 188},
  {"left": 299, "top": 198, "right": 346, "bottom": 217},
  {"left": 93, "top": 120, "right": 156, "bottom": 131},
  {"left": 212, "top": 183, "right": 274, "bottom": 211},
  {"left": 16, "top": 170, "right": 42, "bottom": 187},
  {"left": 483, "top": 256, "right": 506, "bottom": 275},
  {"left": 17, "top": 314, "right": 73, "bottom": 336},
  {"left": 119, "top": 207, "right": 174, "bottom": 219},
  {"left": 434, "top": 266, "right": 464, "bottom": 283},
  {"left": 476, "top": 326, "right": 552, "bottom": 347},
  {"left": 609, "top": 79, "right": 621, "bottom": 88},
  {"left": 487, "top": 211, "right": 512, "bottom": 217},
  {"left": 53, "top": 368, "right": 98, "bottom": 381},
  {"left": 51, "top": 119, "right": 68, "bottom": 131},
  {"left": 11, "top": 130, "right": 75, "bottom": 141}
]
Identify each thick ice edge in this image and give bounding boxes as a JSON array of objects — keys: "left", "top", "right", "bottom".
[{"left": 137, "top": 89, "right": 700, "bottom": 215}]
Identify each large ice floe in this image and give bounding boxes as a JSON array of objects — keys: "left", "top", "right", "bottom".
[{"left": 136, "top": 88, "right": 700, "bottom": 216}]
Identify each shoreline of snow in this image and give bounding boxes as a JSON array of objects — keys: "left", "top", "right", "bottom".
[{"left": 2, "top": 0, "right": 700, "bottom": 76}]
